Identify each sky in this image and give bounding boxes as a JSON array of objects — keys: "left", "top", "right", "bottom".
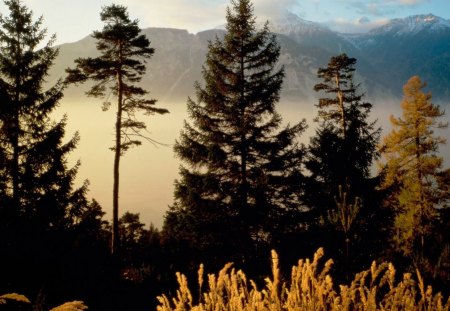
[
  {"left": 0, "top": 0, "right": 449, "bottom": 45},
  {"left": 0, "top": 0, "right": 449, "bottom": 227}
]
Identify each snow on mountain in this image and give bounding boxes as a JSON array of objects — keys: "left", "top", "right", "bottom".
[
  {"left": 370, "top": 14, "right": 450, "bottom": 36},
  {"left": 266, "top": 11, "right": 330, "bottom": 36},
  {"left": 55, "top": 13, "right": 450, "bottom": 103}
]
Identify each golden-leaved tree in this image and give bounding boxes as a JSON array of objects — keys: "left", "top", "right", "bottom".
[{"left": 380, "top": 75, "right": 448, "bottom": 261}]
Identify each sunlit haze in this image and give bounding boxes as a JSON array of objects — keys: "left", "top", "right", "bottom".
[{"left": 1, "top": 0, "right": 449, "bottom": 228}]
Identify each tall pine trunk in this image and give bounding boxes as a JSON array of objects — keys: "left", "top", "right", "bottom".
[
  {"left": 12, "top": 43, "right": 21, "bottom": 210},
  {"left": 239, "top": 52, "right": 248, "bottom": 212},
  {"left": 112, "top": 62, "right": 123, "bottom": 255},
  {"left": 11, "top": 112, "right": 19, "bottom": 210},
  {"left": 112, "top": 107, "right": 121, "bottom": 255},
  {"left": 12, "top": 71, "right": 20, "bottom": 210},
  {"left": 64, "top": 6, "right": 164, "bottom": 254}
]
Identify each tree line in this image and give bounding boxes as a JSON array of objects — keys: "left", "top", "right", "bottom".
[{"left": 0, "top": 0, "right": 449, "bottom": 310}]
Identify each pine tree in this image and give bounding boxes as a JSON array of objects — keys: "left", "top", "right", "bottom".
[
  {"left": 66, "top": 4, "right": 168, "bottom": 254},
  {"left": 308, "top": 54, "right": 379, "bottom": 194},
  {"left": 305, "top": 54, "right": 382, "bottom": 275},
  {"left": 0, "top": 0, "right": 95, "bottom": 299},
  {"left": 380, "top": 75, "right": 447, "bottom": 259},
  {"left": 164, "top": 0, "right": 307, "bottom": 268}
]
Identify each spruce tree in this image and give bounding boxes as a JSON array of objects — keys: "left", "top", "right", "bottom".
[
  {"left": 0, "top": 0, "right": 95, "bottom": 299},
  {"left": 66, "top": 4, "right": 168, "bottom": 254},
  {"left": 380, "top": 75, "right": 447, "bottom": 261},
  {"left": 164, "top": 0, "right": 307, "bottom": 268},
  {"left": 0, "top": 0, "right": 88, "bottom": 234}
]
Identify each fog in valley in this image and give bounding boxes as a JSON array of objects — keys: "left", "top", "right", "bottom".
[
  {"left": 55, "top": 92, "right": 450, "bottom": 228},
  {"left": 46, "top": 18, "right": 450, "bottom": 229}
]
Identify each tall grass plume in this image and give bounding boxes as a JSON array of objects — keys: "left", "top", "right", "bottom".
[{"left": 157, "top": 248, "right": 450, "bottom": 310}]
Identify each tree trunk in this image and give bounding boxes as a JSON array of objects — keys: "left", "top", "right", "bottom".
[
  {"left": 335, "top": 72, "right": 349, "bottom": 189},
  {"left": 112, "top": 99, "right": 122, "bottom": 255},
  {"left": 239, "top": 44, "right": 251, "bottom": 260},
  {"left": 12, "top": 71, "right": 20, "bottom": 210},
  {"left": 112, "top": 49, "right": 124, "bottom": 255},
  {"left": 335, "top": 73, "right": 346, "bottom": 141},
  {"left": 11, "top": 112, "right": 19, "bottom": 210},
  {"left": 415, "top": 124, "right": 425, "bottom": 256},
  {"left": 112, "top": 110, "right": 121, "bottom": 255}
]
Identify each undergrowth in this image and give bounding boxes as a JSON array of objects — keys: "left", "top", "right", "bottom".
[{"left": 157, "top": 248, "right": 450, "bottom": 311}]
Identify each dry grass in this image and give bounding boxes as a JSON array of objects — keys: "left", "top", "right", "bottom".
[
  {"left": 49, "top": 301, "right": 89, "bottom": 311},
  {"left": 0, "top": 292, "right": 31, "bottom": 305},
  {"left": 0, "top": 294, "right": 88, "bottom": 311},
  {"left": 157, "top": 248, "right": 450, "bottom": 311}
]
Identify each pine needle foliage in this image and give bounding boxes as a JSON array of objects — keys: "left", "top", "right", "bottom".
[
  {"left": 307, "top": 53, "right": 380, "bottom": 205},
  {"left": 305, "top": 54, "right": 383, "bottom": 273},
  {"left": 164, "top": 0, "right": 307, "bottom": 267},
  {"left": 0, "top": 0, "right": 107, "bottom": 301},
  {"left": 65, "top": 4, "right": 168, "bottom": 254},
  {"left": 0, "top": 0, "right": 87, "bottom": 221}
]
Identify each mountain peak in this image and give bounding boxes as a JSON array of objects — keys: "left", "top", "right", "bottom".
[
  {"left": 371, "top": 14, "right": 450, "bottom": 35},
  {"left": 266, "top": 11, "right": 330, "bottom": 36}
]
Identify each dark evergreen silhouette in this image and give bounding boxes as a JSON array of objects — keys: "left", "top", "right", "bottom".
[
  {"left": 1, "top": 1, "right": 449, "bottom": 308},
  {"left": 119, "top": 212, "right": 147, "bottom": 276},
  {"left": 163, "top": 0, "right": 307, "bottom": 270},
  {"left": 0, "top": 0, "right": 110, "bottom": 306},
  {"left": 66, "top": 4, "right": 168, "bottom": 254},
  {"left": 308, "top": 54, "right": 379, "bottom": 192},
  {"left": 304, "top": 54, "right": 385, "bottom": 277},
  {"left": 0, "top": 0, "right": 85, "bottom": 216}
]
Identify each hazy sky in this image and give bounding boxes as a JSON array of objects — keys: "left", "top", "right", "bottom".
[
  {"left": 1, "top": 0, "right": 449, "bottom": 227},
  {"left": 0, "top": 0, "right": 449, "bottom": 44}
]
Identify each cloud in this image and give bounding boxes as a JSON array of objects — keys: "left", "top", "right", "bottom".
[
  {"left": 339, "top": 0, "right": 428, "bottom": 17},
  {"left": 325, "top": 17, "right": 390, "bottom": 33},
  {"left": 123, "top": 0, "right": 304, "bottom": 33},
  {"left": 123, "top": 0, "right": 309, "bottom": 33},
  {"left": 399, "top": 0, "right": 425, "bottom": 4},
  {"left": 123, "top": 0, "right": 228, "bottom": 33},
  {"left": 252, "top": 0, "right": 302, "bottom": 20}
]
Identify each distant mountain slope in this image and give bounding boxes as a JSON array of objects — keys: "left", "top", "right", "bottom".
[
  {"left": 53, "top": 13, "right": 450, "bottom": 104},
  {"left": 347, "top": 14, "right": 450, "bottom": 99},
  {"left": 50, "top": 14, "right": 450, "bottom": 228}
]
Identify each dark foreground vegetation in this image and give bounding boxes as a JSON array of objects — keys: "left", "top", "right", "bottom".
[{"left": 0, "top": 0, "right": 449, "bottom": 310}]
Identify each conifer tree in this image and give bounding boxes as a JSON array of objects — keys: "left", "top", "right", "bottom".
[
  {"left": 308, "top": 54, "right": 379, "bottom": 195},
  {"left": 380, "top": 75, "right": 447, "bottom": 259},
  {"left": 0, "top": 0, "right": 96, "bottom": 298},
  {"left": 66, "top": 4, "right": 168, "bottom": 254},
  {"left": 305, "top": 54, "right": 382, "bottom": 271},
  {"left": 0, "top": 0, "right": 88, "bottom": 231},
  {"left": 164, "top": 0, "right": 307, "bottom": 267}
]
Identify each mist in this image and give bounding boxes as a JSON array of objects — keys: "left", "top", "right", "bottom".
[{"left": 55, "top": 92, "right": 450, "bottom": 229}]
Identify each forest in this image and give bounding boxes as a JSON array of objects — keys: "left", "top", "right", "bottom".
[{"left": 0, "top": 0, "right": 449, "bottom": 310}]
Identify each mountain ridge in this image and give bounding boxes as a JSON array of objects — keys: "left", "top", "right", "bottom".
[
  {"left": 55, "top": 13, "right": 450, "bottom": 104},
  {"left": 53, "top": 13, "right": 450, "bottom": 228}
]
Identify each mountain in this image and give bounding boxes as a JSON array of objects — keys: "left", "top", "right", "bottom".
[
  {"left": 53, "top": 13, "right": 450, "bottom": 105},
  {"left": 52, "top": 13, "right": 450, "bottom": 228},
  {"left": 271, "top": 12, "right": 450, "bottom": 101},
  {"left": 346, "top": 14, "right": 450, "bottom": 100}
]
